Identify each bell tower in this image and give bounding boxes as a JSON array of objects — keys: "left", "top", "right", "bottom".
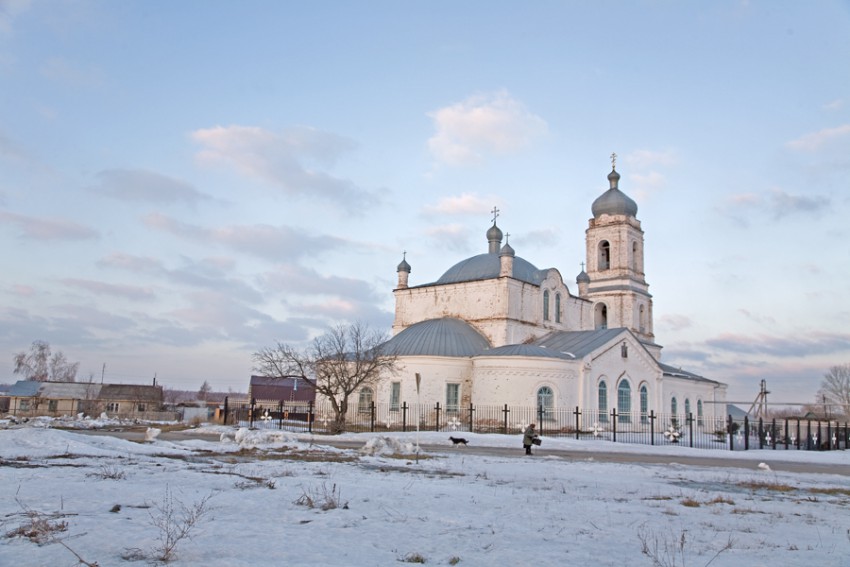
[{"left": 583, "top": 154, "right": 654, "bottom": 343}]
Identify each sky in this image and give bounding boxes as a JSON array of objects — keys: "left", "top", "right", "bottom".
[
  {"left": 2, "top": 423, "right": 850, "bottom": 566},
  {"left": 0, "top": 1, "right": 849, "bottom": 403}
]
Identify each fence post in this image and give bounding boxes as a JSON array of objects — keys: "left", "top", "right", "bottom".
[
  {"left": 468, "top": 403, "right": 475, "bottom": 433},
  {"left": 402, "top": 402, "right": 408, "bottom": 432},
  {"left": 784, "top": 419, "right": 789, "bottom": 450},
  {"left": 827, "top": 421, "right": 833, "bottom": 450},
  {"left": 758, "top": 417, "right": 764, "bottom": 449},
  {"left": 435, "top": 402, "right": 441, "bottom": 432},
  {"left": 611, "top": 408, "right": 617, "bottom": 442},
  {"left": 728, "top": 415, "right": 734, "bottom": 451},
  {"left": 370, "top": 401, "right": 376, "bottom": 432},
  {"left": 308, "top": 400, "right": 314, "bottom": 433},
  {"left": 223, "top": 396, "right": 229, "bottom": 425},
  {"left": 806, "top": 420, "right": 812, "bottom": 450},
  {"left": 538, "top": 406, "right": 545, "bottom": 436},
  {"left": 817, "top": 421, "right": 823, "bottom": 450},
  {"left": 688, "top": 413, "right": 694, "bottom": 448},
  {"left": 743, "top": 416, "right": 749, "bottom": 450},
  {"left": 503, "top": 404, "right": 510, "bottom": 435},
  {"left": 250, "top": 398, "right": 256, "bottom": 428},
  {"left": 574, "top": 406, "right": 581, "bottom": 440},
  {"left": 647, "top": 410, "right": 655, "bottom": 445},
  {"left": 278, "top": 400, "right": 284, "bottom": 429}
]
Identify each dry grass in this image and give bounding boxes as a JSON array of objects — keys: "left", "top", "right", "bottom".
[
  {"left": 680, "top": 498, "right": 701, "bottom": 508},
  {"left": 737, "top": 481, "right": 796, "bottom": 493}
]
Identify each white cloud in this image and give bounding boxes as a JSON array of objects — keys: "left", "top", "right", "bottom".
[
  {"left": 142, "top": 213, "right": 344, "bottom": 262},
  {"left": 0, "top": 0, "right": 31, "bottom": 37},
  {"left": 422, "top": 193, "right": 499, "bottom": 216},
  {"left": 0, "top": 210, "right": 99, "bottom": 241},
  {"left": 625, "top": 149, "right": 677, "bottom": 168},
  {"left": 39, "top": 57, "right": 103, "bottom": 88},
  {"left": 427, "top": 90, "right": 547, "bottom": 166},
  {"left": 786, "top": 124, "right": 850, "bottom": 152},
  {"left": 822, "top": 99, "right": 843, "bottom": 111},
  {"left": 191, "top": 124, "right": 372, "bottom": 209},
  {"left": 89, "top": 169, "right": 210, "bottom": 205}
]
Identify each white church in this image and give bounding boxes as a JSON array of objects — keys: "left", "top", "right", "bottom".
[{"left": 374, "top": 162, "right": 727, "bottom": 424}]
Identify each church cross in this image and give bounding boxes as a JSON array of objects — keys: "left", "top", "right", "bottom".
[
  {"left": 581, "top": 261, "right": 585, "bottom": 271},
  {"left": 490, "top": 206, "right": 500, "bottom": 224},
  {"left": 610, "top": 152, "right": 617, "bottom": 169},
  {"left": 505, "top": 232, "right": 510, "bottom": 244}
]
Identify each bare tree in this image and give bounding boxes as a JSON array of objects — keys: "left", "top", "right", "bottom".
[
  {"left": 13, "top": 341, "right": 79, "bottom": 382},
  {"left": 253, "top": 322, "right": 398, "bottom": 433},
  {"left": 817, "top": 363, "right": 850, "bottom": 420},
  {"left": 198, "top": 381, "right": 212, "bottom": 402}
]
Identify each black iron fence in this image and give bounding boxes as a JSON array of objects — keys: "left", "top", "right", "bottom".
[{"left": 222, "top": 397, "right": 850, "bottom": 452}]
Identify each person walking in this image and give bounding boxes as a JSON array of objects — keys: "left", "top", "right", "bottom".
[{"left": 523, "top": 423, "right": 537, "bottom": 455}]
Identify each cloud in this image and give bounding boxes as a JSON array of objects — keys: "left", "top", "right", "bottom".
[
  {"left": 0, "top": 130, "right": 30, "bottom": 162},
  {"left": 191, "top": 124, "right": 373, "bottom": 209},
  {"left": 0, "top": 0, "right": 31, "bottom": 37},
  {"left": 39, "top": 57, "right": 103, "bottom": 88},
  {"left": 98, "top": 252, "right": 262, "bottom": 303},
  {"left": 60, "top": 278, "right": 156, "bottom": 301},
  {"left": 513, "top": 228, "right": 559, "bottom": 249},
  {"left": 260, "top": 263, "right": 382, "bottom": 303},
  {"left": 427, "top": 90, "right": 547, "bottom": 166},
  {"left": 657, "top": 314, "right": 693, "bottom": 332},
  {"left": 0, "top": 210, "right": 99, "bottom": 241},
  {"left": 143, "top": 213, "right": 344, "bottom": 262},
  {"left": 705, "top": 332, "right": 850, "bottom": 358},
  {"left": 422, "top": 193, "right": 498, "bottom": 216},
  {"left": 625, "top": 149, "right": 677, "bottom": 169},
  {"left": 786, "top": 124, "right": 850, "bottom": 152},
  {"left": 822, "top": 99, "right": 843, "bottom": 111},
  {"left": 425, "top": 223, "right": 474, "bottom": 253},
  {"left": 89, "top": 169, "right": 211, "bottom": 205},
  {"left": 721, "top": 188, "right": 830, "bottom": 222}
]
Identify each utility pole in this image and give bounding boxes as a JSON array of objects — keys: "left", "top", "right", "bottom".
[{"left": 101, "top": 363, "right": 106, "bottom": 384}]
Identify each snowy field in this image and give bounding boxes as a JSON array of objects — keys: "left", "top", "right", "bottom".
[{"left": 1, "top": 418, "right": 849, "bottom": 566}]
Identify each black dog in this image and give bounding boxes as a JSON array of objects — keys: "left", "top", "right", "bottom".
[{"left": 449, "top": 436, "right": 469, "bottom": 446}]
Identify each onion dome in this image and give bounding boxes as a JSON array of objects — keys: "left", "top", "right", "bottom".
[
  {"left": 500, "top": 241, "right": 515, "bottom": 257},
  {"left": 591, "top": 167, "right": 638, "bottom": 218},
  {"left": 397, "top": 253, "right": 411, "bottom": 273},
  {"left": 576, "top": 269, "right": 590, "bottom": 284},
  {"left": 486, "top": 222, "right": 503, "bottom": 254}
]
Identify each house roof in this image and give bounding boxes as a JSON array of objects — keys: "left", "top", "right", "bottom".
[
  {"left": 383, "top": 317, "right": 491, "bottom": 357},
  {"left": 533, "top": 328, "right": 630, "bottom": 359},
  {"left": 658, "top": 362, "right": 722, "bottom": 385},
  {"left": 8, "top": 380, "right": 41, "bottom": 397},
  {"left": 97, "top": 384, "right": 163, "bottom": 402},
  {"left": 476, "top": 344, "right": 576, "bottom": 360},
  {"left": 39, "top": 382, "right": 101, "bottom": 399}
]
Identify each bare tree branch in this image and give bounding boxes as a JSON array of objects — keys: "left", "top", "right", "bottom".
[{"left": 252, "top": 322, "right": 398, "bottom": 433}]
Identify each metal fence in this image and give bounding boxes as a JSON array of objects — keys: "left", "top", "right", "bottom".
[{"left": 222, "top": 397, "right": 850, "bottom": 452}]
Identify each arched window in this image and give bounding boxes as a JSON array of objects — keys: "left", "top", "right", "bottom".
[
  {"left": 358, "top": 387, "right": 373, "bottom": 413},
  {"left": 537, "top": 386, "right": 554, "bottom": 418},
  {"left": 543, "top": 290, "right": 550, "bottom": 321},
  {"left": 617, "top": 380, "right": 631, "bottom": 423},
  {"left": 640, "top": 384, "right": 648, "bottom": 424},
  {"left": 599, "top": 240, "right": 610, "bottom": 270},
  {"left": 639, "top": 305, "right": 646, "bottom": 333},
  {"left": 671, "top": 396, "right": 678, "bottom": 415},
  {"left": 632, "top": 241, "right": 639, "bottom": 271},
  {"left": 594, "top": 303, "right": 608, "bottom": 330},
  {"left": 684, "top": 398, "right": 691, "bottom": 418},
  {"left": 697, "top": 399, "right": 704, "bottom": 427},
  {"left": 555, "top": 293, "right": 561, "bottom": 323},
  {"left": 598, "top": 380, "right": 608, "bottom": 422}
]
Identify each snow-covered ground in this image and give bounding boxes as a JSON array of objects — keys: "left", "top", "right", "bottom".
[{"left": 1, "top": 420, "right": 848, "bottom": 566}]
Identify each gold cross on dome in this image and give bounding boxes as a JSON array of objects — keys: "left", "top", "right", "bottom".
[
  {"left": 491, "top": 206, "right": 500, "bottom": 224},
  {"left": 610, "top": 152, "right": 617, "bottom": 169}
]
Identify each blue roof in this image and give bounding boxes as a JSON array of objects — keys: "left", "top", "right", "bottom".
[
  {"left": 383, "top": 318, "right": 490, "bottom": 357},
  {"left": 434, "top": 253, "right": 546, "bottom": 286},
  {"left": 9, "top": 380, "right": 41, "bottom": 397}
]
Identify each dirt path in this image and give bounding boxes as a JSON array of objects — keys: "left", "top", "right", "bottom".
[{"left": 69, "top": 427, "right": 850, "bottom": 476}]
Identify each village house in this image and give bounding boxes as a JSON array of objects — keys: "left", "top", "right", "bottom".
[{"left": 5, "top": 380, "right": 169, "bottom": 420}]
